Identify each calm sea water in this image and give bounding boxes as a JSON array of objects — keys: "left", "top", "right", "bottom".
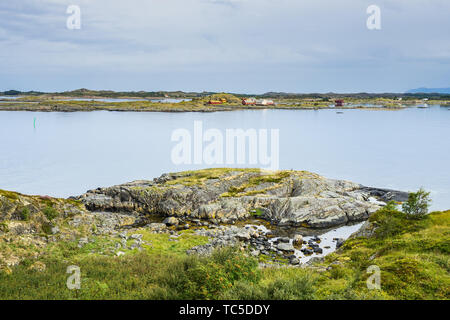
[{"left": 1, "top": 106, "right": 449, "bottom": 210}]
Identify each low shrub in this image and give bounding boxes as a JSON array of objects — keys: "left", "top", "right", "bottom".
[{"left": 43, "top": 206, "right": 59, "bottom": 221}]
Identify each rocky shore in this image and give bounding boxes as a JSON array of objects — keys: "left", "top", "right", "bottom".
[
  {"left": 1, "top": 169, "right": 448, "bottom": 300},
  {"left": 1, "top": 168, "right": 409, "bottom": 269},
  {"left": 77, "top": 169, "right": 408, "bottom": 228}
]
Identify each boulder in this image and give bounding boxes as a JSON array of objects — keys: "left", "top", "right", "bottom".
[
  {"left": 336, "top": 238, "right": 345, "bottom": 248},
  {"left": 146, "top": 223, "right": 167, "bottom": 232},
  {"left": 163, "top": 217, "right": 179, "bottom": 226},
  {"left": 77, "top": 169, "right": 406, "bottom": 228},
  {"left": 277, "top": 242, "right": 295, "bottom": 252}
]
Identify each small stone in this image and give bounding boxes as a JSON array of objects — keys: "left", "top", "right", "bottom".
[
  {"left": 336, "top": 238, "right": 345, "bottom": 248},
  {"left": 277, "top": 242, "right": 295, "bottom": 252},
  {"left": 313, "top": 247, "right": 323, "bottom": 254},
  {"left": 116, "top": 251, "right": 125, "bottom": 256},
  {"left": 278, "top": 237, "right": 290, "bottom": 243},
  {"left": 119, "top": 232, "right": 128, "bottom": 239},
  {"left": 236, "top": 230, "right": 251, "bottom": 241},
  {"left": 163, "top": 217, "right": 179, "bottom": 226},
  {"left": 77, "top": 237, "right": 89, "bottom": 248},
  {"left": 51, "top": 226, "right": 60, "bottom": 234}
]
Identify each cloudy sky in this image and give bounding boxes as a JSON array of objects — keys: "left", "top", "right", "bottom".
[{"left": 0, "top": 0, "right": 449, "bottom": 93}]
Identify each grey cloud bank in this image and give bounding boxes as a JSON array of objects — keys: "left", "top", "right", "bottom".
[{"left": 0, "top": 0, "right": 449, "bottom": 93}]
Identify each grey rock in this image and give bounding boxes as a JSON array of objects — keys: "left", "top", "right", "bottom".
[
  {"left": 51, "top": 226, "right": 60, "bottom": 234},
  {"left": 77, "top": 237, "right": 89, "bottom": 248},
  {"left": 277, "top": 242, "right": 295, "bottom": 252},
  {"left": 348, "top": 220, "right": 377, "bottom": 239},
  {"left": 119, "top": 232, "right": 128, "bottom": 239},
  {"left": 236, "top": 230, "right": 251, "bottom": 241},
  {"left": 278, "top": 237, "right": 290, "bottom": 243},
  {"left": 145, "top": 223, "right": 167, "bottom": 232},
  {"left": 313, "top": 247, "right": 323, "bottom": 254},
  {"left": 163, "top": 217, "right": 179, "bottom": 226},
  {"left": 306, "top": 257, "right": 325, "bottom": 266},
  {"left": 77, "top": 170, "right": 405, "bottom": 228},
  {"left": 130, "top": 234, "right": 143, "bottom": 240}
]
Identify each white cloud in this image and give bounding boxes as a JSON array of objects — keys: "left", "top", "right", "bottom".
[{"left": 0, "top": 0, "right": 449, "bottom": 92}]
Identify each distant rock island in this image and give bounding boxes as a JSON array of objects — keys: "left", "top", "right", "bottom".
[{"left": 406, "top": 87, "right": 450, "bottom": 94}]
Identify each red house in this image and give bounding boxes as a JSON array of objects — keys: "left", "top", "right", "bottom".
[{"left": 335, "top": 99, "right": 344, "bottom": 107}]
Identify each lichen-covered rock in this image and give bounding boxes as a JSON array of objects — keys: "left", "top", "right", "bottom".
[
  {"left": 77, "top": 169, "right": 407, "bottom": 228},
  {"left": 348, "top": 220, "right": 378, "bottom": 239}
]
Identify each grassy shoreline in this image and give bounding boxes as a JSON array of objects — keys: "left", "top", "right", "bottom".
[
  {"left": 1, "top": 93, "right": 448, "bottom": 112},
  {"left": 0, "top": 185, "right": 449, "bottom": 300}
]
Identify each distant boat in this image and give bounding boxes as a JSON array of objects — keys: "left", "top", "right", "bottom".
[{"left": 336, "top": 111, "right": 344, "bottom": 114}]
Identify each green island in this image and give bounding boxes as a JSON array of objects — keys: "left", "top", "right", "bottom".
[
  {"left": 0, "top": 168, "right": 448, "bottom": 300},
  {"left": 1, "top": 89, "right": 450, "bottom": 112}
]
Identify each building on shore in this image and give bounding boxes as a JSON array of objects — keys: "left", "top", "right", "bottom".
[{"left": 335, "top": 99, "right": 344, "bottom": 107}]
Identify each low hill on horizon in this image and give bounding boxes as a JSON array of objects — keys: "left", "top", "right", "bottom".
[{"left": 407, "top": 87, "right": 450, "bottom": 94}]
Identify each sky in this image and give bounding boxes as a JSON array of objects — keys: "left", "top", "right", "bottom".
[{"left": 0, "top": 0, "right": 449, "bottom": 93}]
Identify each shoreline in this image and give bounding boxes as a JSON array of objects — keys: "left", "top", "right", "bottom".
[
  {"left": 0, "top": 103, "right": 413, "bottom": 113},
  {"left": 2, "top": 92, "right": 447, "bottom": 112}
]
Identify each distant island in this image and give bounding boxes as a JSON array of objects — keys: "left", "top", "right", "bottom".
[
  {"left": 1, "top": 89, "right": 449, "bottom": 112},
  {"left": 406, "top": 87, "right": 450, "bottom": 94}
]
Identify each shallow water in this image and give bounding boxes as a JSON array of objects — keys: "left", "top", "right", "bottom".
[
  {"left": 0, "top": 106, "right": 449, "bottom": 211},
  {"left": 67, "top": 98, "right": 147, "bottom": 102},
  {"left": 150, "top": 98, "right": 192, "bottom": 103},
  {"left": 64, "top": 98, "right": 191, "bottom": 103},
  {"left": 267, "top": 222, "right": 364, "bottom": 263},
  {"left": 297, "top": 222, "right": 364, "bottom": 263},
  {"left": 0, "top": 96, "right": 21, "bottom": 100}
]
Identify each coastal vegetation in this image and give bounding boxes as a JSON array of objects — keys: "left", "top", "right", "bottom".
[
  {"left": 0, "top": 170, "right": 448, "bottom": 300},
  {"left": 0, "top": 199, "right": 448, "bottom": 299},
  {"left": 1, "top": 89, "right": 450, "bottom": 112}
]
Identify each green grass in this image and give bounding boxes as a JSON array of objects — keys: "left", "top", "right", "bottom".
[
  {"left": 0, "top": 247, "right": 259, "bottom": 300},
  {"left": 131, "top": 229, "right": 210, "bottom": 256},
  {"left": 164, "top": 168, "right": 261, "bottom": 187},
  {"left": 1, "top": 204, "right": 448, "bottom": 300},
  {"left": 0, "top": 189, "right": 20, "bottom": 201}
]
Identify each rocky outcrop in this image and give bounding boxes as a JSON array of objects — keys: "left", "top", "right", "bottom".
[{"left": 77, "top": 169, "right": 408, "bottom": 228}]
